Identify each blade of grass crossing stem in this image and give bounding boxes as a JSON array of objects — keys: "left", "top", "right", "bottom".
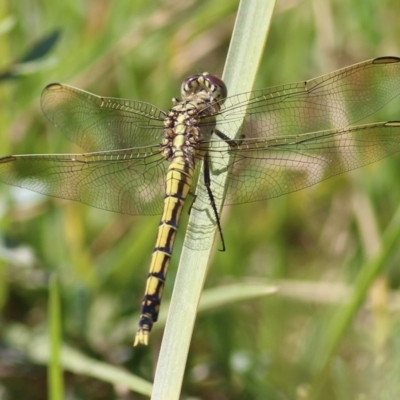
[
  {"left": 48, "top": 274, "right": 64, "bottom": 400},
  {"left": 150, "top": 1, "right": 277, "bottom": 399},
  {"left": 3, "top": 323, "right": 153, "bottom": 396}
]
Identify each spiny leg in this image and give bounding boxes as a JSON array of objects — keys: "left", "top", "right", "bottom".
[{"left": 203, "top": 152, "right": 226, "bottom": 252}]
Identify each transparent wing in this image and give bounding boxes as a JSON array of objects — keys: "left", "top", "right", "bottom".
[
  {"left": 212, "top": 57, "right": 400, "bottom": 138},
  {"left": 196, "top": 57, "right": 400, "bottom": 205},
  {"left": 0, "top": 147, "right": 167, "bottom": 215},
  {"left": 3, "top": 58, "right": 400, "bottom": 215},
  {"left": 203, "top": 121, "right": 400, "bottom": 205},
  {"left": 41, "top": 83, "right": 166, "bottom": 152}
]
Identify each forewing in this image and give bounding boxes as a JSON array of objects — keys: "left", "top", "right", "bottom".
[
  {"left": 0, "top": 147, "right": 166, "bottom": 215},
  {"left": 41, "top": 83, "right": 166, "bottom": 152},
  {"left": 214, "top": 57, "right": 400, "bottom": 139}
]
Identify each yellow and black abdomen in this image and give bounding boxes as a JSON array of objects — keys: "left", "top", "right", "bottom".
[{"left": 134, "top": 156, "right": 194, "bottom": 345}]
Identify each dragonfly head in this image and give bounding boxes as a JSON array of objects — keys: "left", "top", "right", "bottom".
[{"left": 181, "top": 72, "right": 227, "bottom": 104}]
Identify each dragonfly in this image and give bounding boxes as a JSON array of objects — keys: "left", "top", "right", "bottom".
[{"left": 1, "top": 56, "right": 400, "bottom": 345}]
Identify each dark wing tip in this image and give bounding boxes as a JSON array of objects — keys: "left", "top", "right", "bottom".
[
  {"left": 0, "top": 156, "right": 16, "bottom": 164},
  {"left": 385, "top": 121, "right": 400, "bottom": 127},
  {"left": 43, "top": 82, "right": 63, "bottom": 91},
  {"left": 373, "top": 56, "right": 400, "bottom": 64}
]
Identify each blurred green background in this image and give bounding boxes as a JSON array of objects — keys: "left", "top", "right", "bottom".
[{"left": 1, "top": 0, "right": 400, "bottom": 399}]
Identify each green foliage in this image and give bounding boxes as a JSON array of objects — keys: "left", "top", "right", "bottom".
[{"left": 1, "top": 0, "right": 400, "bottom": 399}]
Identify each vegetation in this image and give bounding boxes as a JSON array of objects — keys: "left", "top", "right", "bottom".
[{"left": 1, "top": 0, "right": 400, "bottom": 399}]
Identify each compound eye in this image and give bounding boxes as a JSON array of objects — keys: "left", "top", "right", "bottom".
[
  {"left": 202, "top": 74, "right": 228, "bottom": 100},
  {"left": 181, "top": 75, "right": 200, "bottom": 97},
  {"left": 181, "top": 73, "right": 228, "bottom": 102}
]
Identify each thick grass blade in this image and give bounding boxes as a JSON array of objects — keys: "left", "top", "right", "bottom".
[{"left": 150, "top": 1, "right": 277, "bottom": 399}]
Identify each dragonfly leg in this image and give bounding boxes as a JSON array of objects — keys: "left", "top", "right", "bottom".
[
  {"left": 214, "top": 129, "right": 244, "bottom": 147},
  {"left": 187, "top": 193, "right": 197, "bottom": 215},
  {"left": 204, "top": 153, "right": 226, "bottom": 252}
]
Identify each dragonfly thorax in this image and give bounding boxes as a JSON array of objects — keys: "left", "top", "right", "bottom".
[
  {"left": 160, "top": 75, "right": 225, "bottom": 162},
  {"left": 161, "top": 109, "right": 205, "bottom": 162}
]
